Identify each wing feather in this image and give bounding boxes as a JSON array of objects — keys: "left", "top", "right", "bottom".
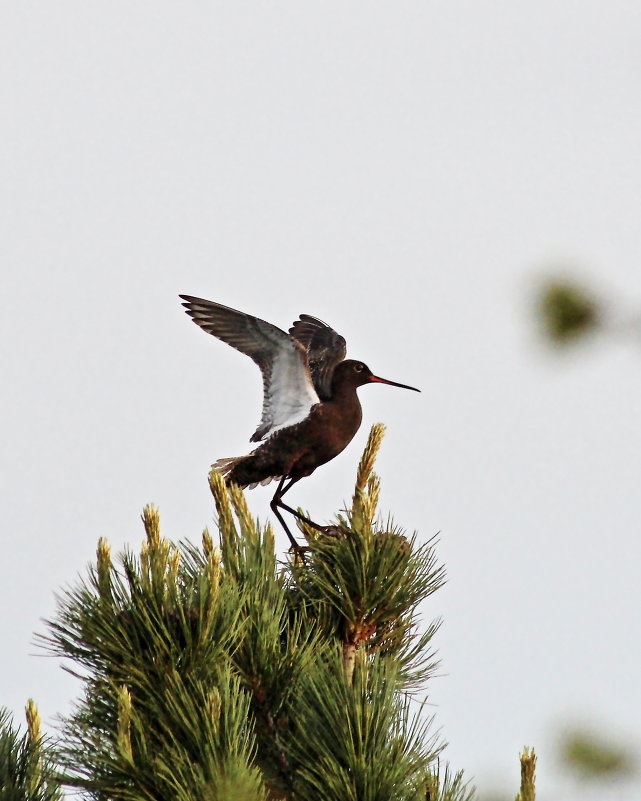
[
  {"left": 289, "top": 314, "right": 347, "bottom": 400},
  {"left": 180, "top": 295, "right": 319, "bottom": 441}
]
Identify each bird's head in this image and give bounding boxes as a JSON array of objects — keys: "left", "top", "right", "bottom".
[{"left": 332, "top": 359, "right": 420, "bottom": 393}]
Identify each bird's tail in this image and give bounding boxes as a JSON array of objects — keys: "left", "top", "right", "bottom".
[
  {"left": 212, "top": 456, "right": 280, "bottom": 490},
  {"left": 212, "top": 456, "right": 243, "bottom": 480}
]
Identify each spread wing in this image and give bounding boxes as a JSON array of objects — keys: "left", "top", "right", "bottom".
[
  {"left": 180, "top": 295, "right": 320, "bottom": 442},
  {"left": 289, "top": 314, "right": 347, "bottom": 400}
]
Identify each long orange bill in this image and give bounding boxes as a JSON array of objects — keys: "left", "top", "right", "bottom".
[{"left": 369, "top": 375, "right": 420, "bottom": 392}]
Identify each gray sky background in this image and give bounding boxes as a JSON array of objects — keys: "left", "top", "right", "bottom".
[{"left": 2, "top": 3, "right": 641, "bottom": 799}]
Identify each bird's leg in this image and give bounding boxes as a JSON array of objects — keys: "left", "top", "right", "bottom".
[
  {"left": 270, "top": 477, "right": 308, "bottom": 556},
  {"left": 276, "top": 501, "right": 327, "bottom": 533},
  {"left": 274, "top": 477, "right": 327, "bottom": 533},
  {"left": 270, "top": 477, "right": 328, "bottom": 561}
]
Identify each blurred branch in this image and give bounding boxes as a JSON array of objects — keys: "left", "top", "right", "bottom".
[
  {"left": 537, "top": 280, "right": 601, "bottom": 345},
  {"left": 535, "top": 276, "right": 641, "bottom": 350},
  {"left": 560, "top": 728, "right": 636, "bottom": 780}
]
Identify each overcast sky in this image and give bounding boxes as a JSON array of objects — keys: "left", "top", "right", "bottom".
[{"left": 2, "top": 3, "right": 641, "bottom": 799}]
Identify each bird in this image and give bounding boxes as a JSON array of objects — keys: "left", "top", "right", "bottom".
[{"left": 179, "top": 295, "right": 420, "bottom": 551}]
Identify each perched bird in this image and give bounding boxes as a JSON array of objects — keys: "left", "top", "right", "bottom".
[{"left": 179, "top": 295, "right": 419, "bottom": 550}]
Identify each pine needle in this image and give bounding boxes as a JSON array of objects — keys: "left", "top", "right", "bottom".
[
  {"left": 515, "top": 746, "right": 536, "bottom": 801},
  {"left": 116, "top": 686, "right": 133, "bottom": 764},
  {"left": 209, "top": 468, "right": 237, "bottom": 539},
  {"left": 351, "top": 423, "right": 386, "bottom": 530},
  {"left": 353, "top": 423, "right": 386, "bottom": 497},
  {"left": 228, "top": 483, "right": 258, "bottom": 538},
  {"left": 141, "top": 504, "right": 161, "bottom": 548},
  {"left": 25, "top": 699, "right": 41, "bottom": 744}
]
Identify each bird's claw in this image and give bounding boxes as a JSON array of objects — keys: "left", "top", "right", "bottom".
[{"left": 289, "top": 544, "right": 310, "bottom": 565}]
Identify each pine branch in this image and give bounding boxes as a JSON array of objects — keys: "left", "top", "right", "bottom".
[
  {"left": 0, "top": 702, "right": 62, "bottom": 801},
  {"left": 423, "top": 764, "right": 476, "bottom": 801},
  {"left": 287, "top": 650, "right": 441, "bottom": 801},
  {"left": 39, "top": 512, "right": 263, "bottom": 800}
]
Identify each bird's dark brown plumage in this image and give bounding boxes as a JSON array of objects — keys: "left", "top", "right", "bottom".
[{"left": 180, "top": 295, "right": 419, "bottom": 551}]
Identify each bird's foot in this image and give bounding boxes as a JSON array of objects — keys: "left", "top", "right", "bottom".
[
  {"left": 289, "top": 544, "right": 310, "bottom": 566},
  {"left": 317, "top": 524, "right": 350, "bottom": 539}
]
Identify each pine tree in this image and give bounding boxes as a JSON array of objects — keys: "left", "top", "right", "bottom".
[{"left": 12, "top": 425, "right": 483, "bottom": 800}]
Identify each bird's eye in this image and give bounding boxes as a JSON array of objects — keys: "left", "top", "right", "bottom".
[{"left": 354, "top": 363, "right": 364, "bottom": 372}]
